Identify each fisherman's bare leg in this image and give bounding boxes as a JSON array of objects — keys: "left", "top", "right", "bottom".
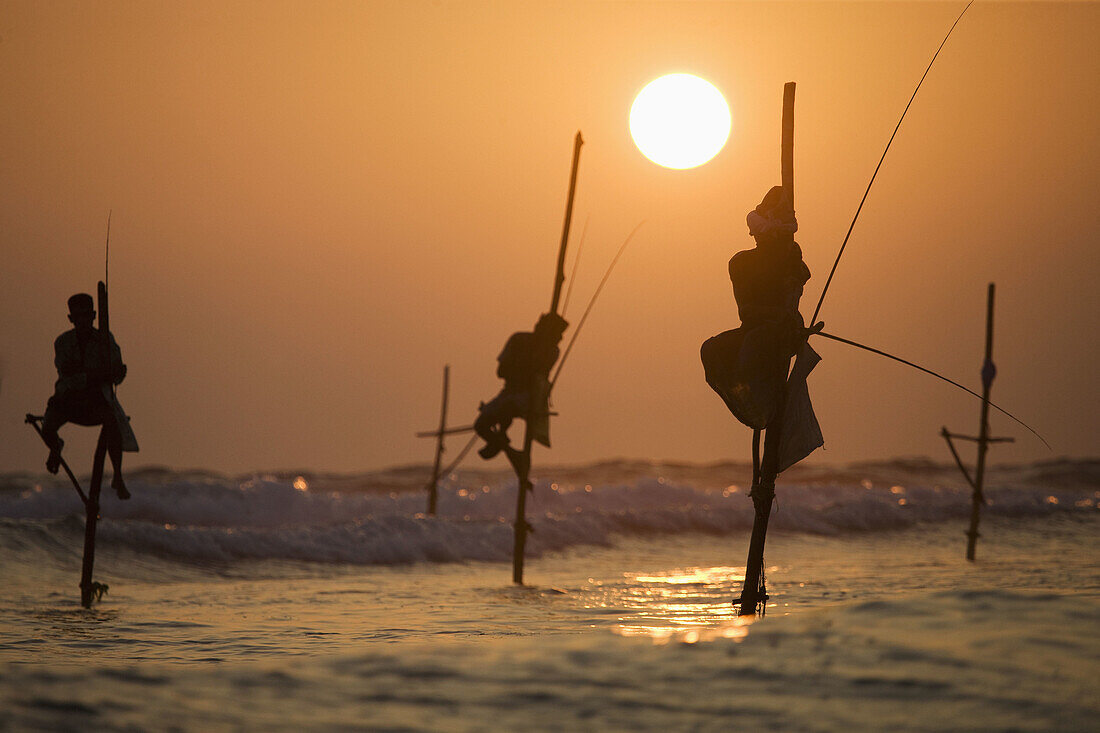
[
  {"left": 476, "top": 414, "right": 514, "bottom": 460},
  {"left": 103, "top": 416, "right": 128, "bottom": 500},
  {"left": 41, "top": 400, "right": 66, "bottom": 474},
  {"left": 475, "top": 391, "right": 525, "bottom": 460}
]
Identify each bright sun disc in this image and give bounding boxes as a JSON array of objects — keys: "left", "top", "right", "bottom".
[{"left": 630, "top": 74, "right": 731, "bottom": 169}]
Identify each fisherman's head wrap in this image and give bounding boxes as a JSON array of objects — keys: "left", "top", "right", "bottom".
[
  {"left": 534, "top": 312, "right": 569, "bottom": 341},
  {"left": 757, "top": 186, "right": 788, "bottom": 215},
  {"left": 747, "top": 185, "right": 797, "bottom": 238}
]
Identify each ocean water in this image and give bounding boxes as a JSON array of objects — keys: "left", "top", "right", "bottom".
[{"left": 1, "top": 458, "right": 1097, "bottom": 730}]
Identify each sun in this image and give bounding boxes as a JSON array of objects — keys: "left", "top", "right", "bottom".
[{"left": 630, "top": 74, "right": 731, "bottom": 170}]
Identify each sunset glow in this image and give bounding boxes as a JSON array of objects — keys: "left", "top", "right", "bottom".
[
  {"left": 630, "top": 74, "right": 731, "bottom": 169},
  {"left": 1, "top": 3, "right": 1096, "bottom": 727}
]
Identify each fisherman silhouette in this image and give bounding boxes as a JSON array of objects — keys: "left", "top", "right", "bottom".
[
  {"left": 41, "top": 293, "right": 130, "bottom": 500},
  {"left": 701, "top": 186, "right": 813, "bottom": 430},
  {"left": 475, "top": 312, "right": 568, "bottom": 460}
]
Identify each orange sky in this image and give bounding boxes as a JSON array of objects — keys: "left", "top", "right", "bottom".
[{"left": 1, "top": 1, "right": 1096, "bottom": 474}]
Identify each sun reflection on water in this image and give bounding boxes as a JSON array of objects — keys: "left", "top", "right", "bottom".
[{"left": 595, "top": 565, "right": 758, "bottom": 643}]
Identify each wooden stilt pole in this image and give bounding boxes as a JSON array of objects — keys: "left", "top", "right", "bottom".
[
  {"left": 79, "top": 428, "right": 108, "bottom": 608},
  {"left": 27, "top": 415, "right": 111, "bottom": 607},
  {"left": 967, "top": 284, "right": 996, "bottom": 560},
  {"left": 738, "top": 389, "right": 789, "bottom": 616},
  {"left": 736, "top": 83, "right": 795, "bottom": 617},
  {"left": 549, "top": 132, "right": 584, "bottom": 317},
  {"left": 781, "top": 83, "right": 795, "bottom": 201},
  {"left": 426, "top": 365, "right": 450, "bottom": 516},
  {"left": 508, "top": 434, "right": 534, "bottom": 585},
  {"left": 941, "top": 283, "right": 1011, "bottom": 562},
  {"left": 510, "top": 131, "right": 583, "bottom": 586}
]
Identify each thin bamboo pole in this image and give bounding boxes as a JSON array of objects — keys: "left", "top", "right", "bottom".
[
  {"left": 940, "top": 284, "right": 1012, "bottom": 562},
  {"left": 426, "top": 365, "right": 449, "bottom": 516},
  {"left": 509, "top": 434, "right": 534, "bottom": 585}
]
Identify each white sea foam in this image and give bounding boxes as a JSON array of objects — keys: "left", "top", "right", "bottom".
[{"left": 0, "top": 459, "right": 1095, "bottom": 567}]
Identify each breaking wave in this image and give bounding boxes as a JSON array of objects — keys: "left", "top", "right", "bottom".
[{"left": 0, "top": 458, "right": 1095, "bottom": 567}]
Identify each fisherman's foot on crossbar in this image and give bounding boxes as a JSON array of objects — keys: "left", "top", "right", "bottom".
[
  {"left": 46, "top": 439, "right": 64, "bottom": 474},
  {"left": 478, "top": 431, "right": 511, "bottom": 460},
  {"left": 478, "top": 444, "right": 502, "bottom": 460}
]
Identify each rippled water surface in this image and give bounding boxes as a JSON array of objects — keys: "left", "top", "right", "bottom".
[{"left": 1, "top": 459, "right": 1097, "bottom": 729}]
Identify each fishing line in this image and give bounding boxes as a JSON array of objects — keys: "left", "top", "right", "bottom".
[
  {"left": 815, "top": 329, "right": 1050, "bottom": 448},
  {"left": 550, "top": 221, "right": 645, "bottom": 391},
  {"left": 560, "top": 216, "right": 589, "bottom": 320},
  {"left": 811, "top": 0, "right": 974, "bottom": 325},
  {"left": 104, "top": 210, "right": 112, "bottom": 289},
  {"left": 103, "top": 210, "right": 116, "bottom": 398}
]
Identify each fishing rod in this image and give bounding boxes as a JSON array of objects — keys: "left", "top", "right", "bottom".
[
  {"left": 97, "top": 211, "right": 138, "bottom": 453},
  {"left": 815, "top": 330, "right": 1049, "bottom": 448},
  {"left": 550, "top": 221, "right": 645, "bottom": 391},
  {"left": 810, "top": 0, "right": 974, "bottom": 326},
  {"left": 560, "top": 216, "right": 589, "bottom": 320},
  {"left": 549, "top": 132, "right": 584, "bottom": 315},
  {"left": 104, "top": 210, "right": 111, "bottom": 291},
  {"left": 103, "top": 211, "right": 115, "bottom": 398},
  {"left": 802, "top": 3, "right": 1047, "bottom": 443},
  {"left": 439, "top": 434, "right": 479, "bottom": 479},
  {"left": 803, "top": 1, "right": 1047, "bottom": 448}
]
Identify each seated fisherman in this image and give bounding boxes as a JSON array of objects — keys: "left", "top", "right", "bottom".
[
  {"left": 732, "top": 185, "right": 810, "bottom": 335},
  {"left": 475, "top": 312, "right": 568, "bottom": 460},
  {"left": 701, "top": 186, "right": 812, "bottom": 429},
  {"left": 41, "top": 293, "right": 130, "bottom": 500}
]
